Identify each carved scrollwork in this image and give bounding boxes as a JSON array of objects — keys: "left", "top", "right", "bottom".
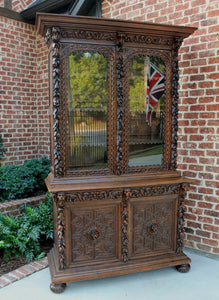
[
  {"left": 129, "top": 184, "right": 180, "bottom": 198},
  {"left": 116, "top": 32, "right": 126, "bottom": 175},
  {"left": 61, "top": 29, "right": 116, "bottom": 41},
  {"left": 121, "top": 188, "right": 130, "bottom": 262},
  {"left": 176, "top": 183, "right": 189, "bottom": 254},
  {"left": 50, "top": 27, "right": 63, "bottom": 177},
  {"left": 65, "top": 190, "right": 123, "bottom": 202},
  {"left": 124, "top": 34, "right": 172, "bottom": 46},
  {"left": 56, "top": 193, "right": 66, "bottom": 269},
  {"left": 171, "top": 37, "right": 183, "bottom": 170},
  {"left": 64, "top": 184, "right": 179, "bottom": 203}
]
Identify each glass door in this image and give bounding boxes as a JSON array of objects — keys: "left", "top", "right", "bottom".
[{"left": 128, "top": 55, "right": 166, "bottom": 168}]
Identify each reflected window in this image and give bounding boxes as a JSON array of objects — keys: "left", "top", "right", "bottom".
[
  {"left": 67, "top": 52, "right": 108, "bottom": 169},
  {"left": 128, "top": 56, "right": 165, "bottom": 167}
]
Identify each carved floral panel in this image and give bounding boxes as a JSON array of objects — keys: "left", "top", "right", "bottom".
[
  {"left": 70, "top": 204, "right": 119, "bottom": 263},
  {"left": 131, "top": 196, "right": 177, "bottom": 257}
]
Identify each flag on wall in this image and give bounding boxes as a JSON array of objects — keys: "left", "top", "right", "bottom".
[{"left": 146, "top": 63, "right": 165, "bottom": 126}]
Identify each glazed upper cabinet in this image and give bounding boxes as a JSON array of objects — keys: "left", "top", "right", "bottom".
[
  {"left": 37, "top": 15, "right": 196, "bottom": 178},
  {"left": 36, "top": 13, "right": 196, "bottom": 293}
]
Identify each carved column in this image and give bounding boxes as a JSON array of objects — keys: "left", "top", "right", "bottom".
[
  {"left": 116, "top": 32, "right": 126, "bottom": 175},
  {"left": 176, "top": 183, "right": 188, "bottom": 254},
  {"left": 171, "top": 37, "right": 183, "bottom": 170},
  {"left": 45, "top": 27, "right": 63, "bottom": 177},
  {"left": 56, "top": 193, "right": 66, "bottom": 269},
  {"left": 121, "top": 188, "right": 130, "bottom": 262}
]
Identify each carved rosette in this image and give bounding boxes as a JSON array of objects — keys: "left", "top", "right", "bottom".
[
  {"left": 116, "top": 32, "right": 126, "bottom": 175},
  {"left": 121, "top": 188, "right": 130, "bottom": 262},
  {"left": 176, "top": 183, "right": 189, "bottom": 254},
  {"left": 47, "top": 27, "right": 62, "bottom": 177},
  {"left": 171, "top": 37, "right": 183, "bottom": 170},
  {"left": 56, "top": 193, "right": 66, "bottom": 269}
]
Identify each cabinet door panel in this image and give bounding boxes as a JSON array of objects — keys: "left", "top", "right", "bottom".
[
  {"left": 67, "top": 202, "right": 120, "bottom": 266},
  {"left": 130, "top": 195, "right": 177, "bottom": 258}
]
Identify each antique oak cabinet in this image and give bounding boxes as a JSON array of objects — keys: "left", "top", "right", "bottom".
[{"left": 36, "top": 13, "right": 196, "bottom": 293}]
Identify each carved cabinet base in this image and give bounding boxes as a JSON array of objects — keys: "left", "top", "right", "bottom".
[
  {"left": 48, "top": 247, "right": 190, "bottom": 289},
  {"left": 47, "top": 174, "right": 191, "bottom": 292}
]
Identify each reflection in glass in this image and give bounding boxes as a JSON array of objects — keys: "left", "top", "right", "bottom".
[
  {"left": 67, "top": 52, "right": 108, "bottom": 169},
  {"left": 128, "top": 56, "right": 165, "bottom": 167}
]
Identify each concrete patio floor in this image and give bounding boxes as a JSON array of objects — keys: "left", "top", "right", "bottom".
[{"left": 0, "top": 249, "right": 219, "bottom": 300}]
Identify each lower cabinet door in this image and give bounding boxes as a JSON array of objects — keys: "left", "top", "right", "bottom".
[
  {"left": 130, "top": 194, "right": 178, "bottom": 259},
  {"left": 65, "top": 201, "right": 121, "bottom": 267}
]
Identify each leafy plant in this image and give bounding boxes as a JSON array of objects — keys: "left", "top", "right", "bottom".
[
  {"left": 0, "top": 193, "right": 53, "bottom": 262},
  {"left": 0, "top": 134, "right": 5, "bottom": 165},
  {"left": 0, "top": 156, "right": 50, "bottom": 202}
]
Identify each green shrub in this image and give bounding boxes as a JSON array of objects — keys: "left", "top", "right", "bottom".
[
  {"left": 0, "top": 156, "right": 50, "bottom": 202},
  {"left": 0, "top": 193, "right": 53, "bottom": 262}
]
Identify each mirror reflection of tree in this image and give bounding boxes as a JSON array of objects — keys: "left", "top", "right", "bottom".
[
  {"left": 129, "top": 55, "right": 165, "bottom": 167},
  {"left": 67, "top": 52, "right": 109, "bottom": 169},
  {"left": 69, "top": 52, "right": 108, "bottom": 109}
]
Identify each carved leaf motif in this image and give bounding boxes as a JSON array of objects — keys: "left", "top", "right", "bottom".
[
  {"left": 51, "top": 27, "right": 62, "bottom": 177},
  {"left": 56, "top": 193, "right": 66, "bottom": 269},
  {"left": 66, "top": 190, "right": 123, "bottom": 202},
  {"left": 176, "top": 183, "right": 189, "bottom": 254},
  {"left": 171, "top": 37, "right": 183, "bottom": 170},
  {"left": 121, "top": 189, "right": 130, "bottom": 262},
  {"left": 124, "top": 34, "right": 172, "bottom": 46}
]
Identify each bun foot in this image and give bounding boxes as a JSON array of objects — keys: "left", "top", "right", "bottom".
[
  {"left": 50, "top": 283, "right": 66, "bottom": 293},
  {"left": 176, "top": 264, "right": 191, "bottom": 273}
]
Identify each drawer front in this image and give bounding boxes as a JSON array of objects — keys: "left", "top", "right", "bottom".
[
  {"left": 66, "top": 202, "right": 120, "bottom": 266},
  {"left": 130, "top": 195, "right": 177, "bottom": 258}
]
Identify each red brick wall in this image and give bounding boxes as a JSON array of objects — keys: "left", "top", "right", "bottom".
[
  {"left": 0, "top": 17, "right": 40, "bottom": 165},
  {"left": 12, "top": 0, "right": 35, "bottom": 12},
  {"left": 36, "top": 34, "right": 50, "bottom": 158},
  {"left": 0, "top": 1, "right": 50, "bottom": 165},
  {"left": 0, "top": 0, "right": 35, "bottom": 11},
  {"left": 0, "top": 194, "right": 46, "bottom": 216},
  {"left": 102, "top": 0, "right": 219, "bottom": 255}
]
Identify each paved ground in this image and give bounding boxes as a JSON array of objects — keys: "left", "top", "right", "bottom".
[{"left": 0, "top": 249, "right": 219, "bottom": 300}]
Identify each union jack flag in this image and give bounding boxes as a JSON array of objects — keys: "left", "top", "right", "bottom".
[{"left": 146, "top": 62, "right": 165, "bottom": 126}]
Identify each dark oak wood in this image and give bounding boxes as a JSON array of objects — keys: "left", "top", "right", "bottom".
[
  {"left": 176, "top": 263, "right": 191, "bottom": 273},
  {"left": 50, "top": 282, "right": 66, "bottom": 293},
  {"left": 36, "top": 14, "right": 196, "bottom": 293}
]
